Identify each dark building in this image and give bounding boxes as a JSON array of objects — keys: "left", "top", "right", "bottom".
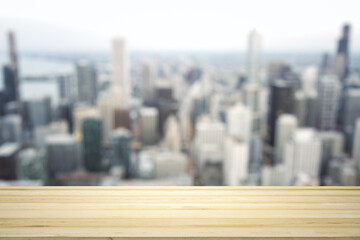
[
  {"left": 82, "top": 116, "right": 102, "bottom": 172},
  {"left": 268, "top": 80, "right": 294, "bottom": 146},
  {"left": 2, "top": 64, "right": 16, "bottom": 103},
  {"left": 337, "top": 24, "right": 350, "bottom": 82},
  {"left": 110, "top": 128, "right": 132, "bottom": 178},
  {"left": 114, "top": 108, "right": 131, "bottom": 130},
  {"left": 58, "top": 101, "right": 74, "bottom": 133},
  {"left": 155, "top": 100, "right": 179, "bottom": 137},
  {"left": 0, "top": 91, "right": 5, "bottom": 116},
  {"left": 0, "top": 143, "right": 20, "bottom": 180},
  {"left": 7, "top": 31, "right": 21, "bottom": 112}
]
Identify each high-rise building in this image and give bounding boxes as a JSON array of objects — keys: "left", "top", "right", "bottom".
[
  {"left": 97, "top": 87, "right": 123, "bottom": 145},
  {"left": 7, "top": 31, "right": 21, "bottom": 112},
  {"left": 57, "top": 74, "right": 72, "bottom": 102},
  {"left": 226, "top": 103, "right": 252, "bottom": 142},
  {"left": 318, "top": 131, "right": 344, "bottom": 179},
  {"left": 76, "top": 61, "right": 97, "bottom": 105},
  {"left": 2, "top": 64, "right": 16, "bottom": 104},
  {"left": 294, "top": 90, "right": 318, "bottom": 128},
  {"left": 24, "top": 96, "right": 52, "bottom": 127},
  {"left": 341, "top": 88, "right": 360, "bottom": 152},
  {"left": 275, "top": 114, "right": 298, "bottom": 164},
  {"left": 34, "top": 121, "right": 68, "bottom": 150},
  {"left": 163, "top": 115, "right": 181, "bottom": 152},
  {"left": 73, "top": 105, "right": 98, "bottom": 140},
  {"left": 82, "top": 114, "right": 102, "bottom": 172},
  {"left": 267, "top": 60, "right": 292, "bottom": 84},
  {"left": 249, "top": 136, "right": 263, "bottom": 172},
  {"left": 110, "top": 128, "right": 132, "bottom": 178},
  {"left": 0, "top": 114, "right": 21, "bottom": 144},
  {"left": 112, "top": 36, "right": 130, "bottom": 106},
  {"left": 268, "top": 80, "right": 293, "bottom": 145},
  {"left": 242, "top": 83, "right": 267, "bottom": 135},
  {"left": 353, "top": 118, "right": 360, "bottom": 181},
  {"left": 223, "top": 137, "right": 249, "bottom": 186},
  {"left": 114, "top": 108, "right": 131, "bottom": 130},
  {"left": 45, "top": 134, "right": 80, "bottom": 180},
  {"left": 284, "top": 128, "right": 322, "bottom": 185},
  {"left": 0, "top": 143, "right": 20, "bottom": 180},
  {"left": 317, "top": 75, "right": 341, "bottom": 130},
  {"left": 194, "top": 116, "right": 225, "bottom": 151},
  {"left": 139, "top": 107, "right": 159, "bottom": 145},
  {"left": 141, "top": 61, "right": 155, "bottom": 104},
  {"left": 58, "top": 101, "right": 73, "bottom": 133},
  {"left": 247, "top": 29, "right": 261, "bottom": 83},
  {"left": 336, "top": 24, "right": 350, "bottom": 82}
]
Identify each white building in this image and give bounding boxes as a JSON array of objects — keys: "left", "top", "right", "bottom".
[
  {"left": 223, "top": 137, "right": 249, "bottom": 186},
  {"left": 112, "top": 36, "right": 130, "bottom": 106},
  {"left": 261, "top": 164, "right": 285, "bottom": 186},
  {"left": 164, "top": 115, "right": 181, "bottom": 152},
  {"left": 246, "top": 29, "right": 261, "bottom": 84},
  {"left": 194, "top": 116, "right": 225, "bottom": 151},
  {"left": 226, "top": 103, "right": 252, "bottom": 142},
  {"left": 275, "top": 114, "right": 298, "bottom": 164},
  {"left": 284, "top": 128, "right": 322, "bottom": 185},
  {"left": 141, "top": 61, "right": 155, "bottom": 103},
  {"left": 155, "top": 151, "right": 187, "bottom": 179}
]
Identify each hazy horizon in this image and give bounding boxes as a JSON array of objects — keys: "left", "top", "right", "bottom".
[{"left": 1, "top": 0, "right": 360, "bottom": 52}]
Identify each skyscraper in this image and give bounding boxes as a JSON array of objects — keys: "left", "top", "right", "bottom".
[
  {"left": 7, "top": 31, "right": 20, "bottom": 112},
  {"left": 223, "top": 137, "right": 249, "bottom": 186},
  {"left": 0, "top": 143, "right": 20, "bottom": 180},
  {"left": 353, "top": 118, "right": 360, "bottom": 182},
  {"left": 141, "top": 61, "right": 155, "bottom": 104},
  {"left": 82, "top": 114, "right": 102, "bottom": 172},
  {"left": 226, "top": 103, "right": 252, "bottom": 142},
  {"left": 76, "top": 61, "right": 97, "bottom": 105},
  {"left": 336, "top": 24, "right": 350, "bottom": 82},
  {"left": 275, "top": 114, "right": 298, "bottom": 164},
  {"left": 284, "top": 128, "right": 322, "bottom": 185},
  {"left": 0, "top": 114, "right": 22, "bottom": 144},
  {"left": 268, "top": 80, "right": 293, "bottom": 145},
  {"left": 112, "top": 36, "right": 130, "bottom": 106},
  {"left": 45, "top": 134, "right": 80, "bottom": 180},
  {"left": 164, "top": 115, "right": 181, "bottom": 152},
  {"left": 247, "top": 29, "right": 261, "bottom": 84},
  {"left": 2, "top": 64, "right": 16, "bottom": 103},
  {"left": 139, "top": 107, "right": 159, "bottom": 145},
  {"left": 341, "top": 88, "right": 360, "bottom": 152},
  {"left": 318, "top": 131, "right": 344, "bottom": 179},
  {"left": 294, "top": 90, "right": 318, "bottom": 128},
  {"left": 317, "top": 75, "right": 341, "bottom": 130},
  {"left": 24, "top": 96, "right": 52, "bottom": 128},
  {"left": 110, "top": 128, "right": 132, "bottom": 178}
]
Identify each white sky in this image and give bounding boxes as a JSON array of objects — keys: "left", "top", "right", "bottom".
[{"left": 0, "top": 0, "right": 359, "bottom": 52}]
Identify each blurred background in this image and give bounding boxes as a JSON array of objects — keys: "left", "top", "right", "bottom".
[{"left": 0, "top": 0, "right": 360, "bottom": 186}]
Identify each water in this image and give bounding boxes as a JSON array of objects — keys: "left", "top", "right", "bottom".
[{"left": 0, "top": 53, "right": 74, "bottom": 106}]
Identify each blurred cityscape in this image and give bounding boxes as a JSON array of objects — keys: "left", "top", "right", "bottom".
[{"left": 1, "top": 19, "right": 360, "bottom": 186}]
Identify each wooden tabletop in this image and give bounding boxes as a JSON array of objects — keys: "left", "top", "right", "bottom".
[{"left": 0, "top": 187, "right": 360, "bottom": 239}]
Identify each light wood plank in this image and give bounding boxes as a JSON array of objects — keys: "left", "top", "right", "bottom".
[{"left": 0, "top": 187, "right": 359, "bottom": 239}]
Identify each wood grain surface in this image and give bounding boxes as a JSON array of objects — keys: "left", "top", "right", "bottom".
[{"left": 0, "top": 187, "right": 359, "bottom": 239}]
